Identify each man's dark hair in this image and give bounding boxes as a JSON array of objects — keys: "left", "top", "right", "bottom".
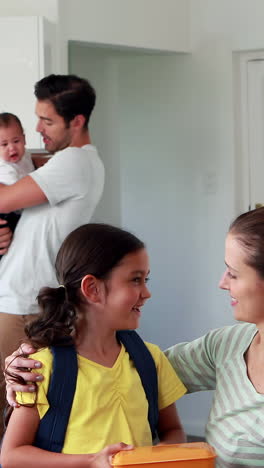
[{"left": 34, "top": 74, "right": 96, "bottom": 128}]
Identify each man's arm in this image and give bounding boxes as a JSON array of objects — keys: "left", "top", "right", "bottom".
[{"left": 0, "top": 175, "right": 47, "bottom": 213}]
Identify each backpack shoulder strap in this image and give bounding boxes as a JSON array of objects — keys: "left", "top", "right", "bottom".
[
  {"left": 34, "top": 345, "right": 78, "bottom": 452},
  {"left": 116, "top": 330, "right": 159, "bottom": 440}
]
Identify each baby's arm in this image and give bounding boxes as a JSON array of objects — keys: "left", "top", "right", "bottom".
[
  {"left": 0, "top": 163, "right": 20, "bottom": 186},
  {"left": 1, "top": 405, "right": 132, "bottom": 468},
  {"left": 157, "top": 403, "right": 186, "bottom": 444}
]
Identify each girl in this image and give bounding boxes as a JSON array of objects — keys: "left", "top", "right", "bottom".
[{"left": 1, "top": 223, "right": 186, "bottom": 468}]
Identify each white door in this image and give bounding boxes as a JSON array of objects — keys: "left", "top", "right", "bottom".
[{"left": 247, "top": 59, "right": 264, "bottom": 209}]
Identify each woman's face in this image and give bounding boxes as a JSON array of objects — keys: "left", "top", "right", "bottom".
[{"left": 219, "top": 233, "right": 264, "bottom": 325}]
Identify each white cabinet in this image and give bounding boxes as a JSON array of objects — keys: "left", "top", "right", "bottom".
[{"left": 0, "top": 16, "right": 54, "bottom": 149}]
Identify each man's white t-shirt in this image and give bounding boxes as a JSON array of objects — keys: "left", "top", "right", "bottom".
[
  {"left": 0, "top": 150, "right": 34, "bottom": 185},
  {"left": 0, "top": 144, "right": 104, "bottom": 315}
]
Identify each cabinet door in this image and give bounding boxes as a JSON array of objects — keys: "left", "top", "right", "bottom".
[{"left": 0, "top": 16, "right": 52, "bottom": 149}]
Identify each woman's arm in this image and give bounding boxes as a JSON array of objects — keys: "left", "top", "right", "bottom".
[
  {"left": 5, "top": 344, "right": 41, "bottom": 407},
  {"left": 1, "top": 405, "right": 132, "bottom": 468},
  {"left": 157, "top": 403, "right": 186, "bottom": 444}
]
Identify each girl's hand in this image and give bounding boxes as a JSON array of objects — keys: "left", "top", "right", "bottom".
[
  {"left": 89, "top": 443, "right": 133, "bottom": 468},
  {"left": 5, "top": 343, "right": 41, "bottom": 407}
]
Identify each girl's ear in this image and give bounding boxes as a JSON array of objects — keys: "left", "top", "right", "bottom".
[{"left": 81, "top": 275, "right": 101, "bottom": 303}]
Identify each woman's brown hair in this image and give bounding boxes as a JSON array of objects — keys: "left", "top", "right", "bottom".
[{"left": 229, "top": 207, "right": 264, "bottom": 278}]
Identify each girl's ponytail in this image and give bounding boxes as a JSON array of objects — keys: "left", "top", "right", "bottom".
[{"left": 25, "top": 284, "right": 78, "bottom": 349}]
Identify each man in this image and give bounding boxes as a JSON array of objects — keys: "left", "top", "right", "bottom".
[{"left": 0, "top": 74, "right": 105, "bottom": 437}]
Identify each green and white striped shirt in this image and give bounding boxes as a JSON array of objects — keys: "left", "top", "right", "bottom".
[{"left": 165, "top": 323, "right": 264, "bottom": 467}]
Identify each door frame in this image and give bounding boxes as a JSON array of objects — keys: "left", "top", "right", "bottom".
[{"left": 233, "top": 50, "right": 264, "bottom": 212}]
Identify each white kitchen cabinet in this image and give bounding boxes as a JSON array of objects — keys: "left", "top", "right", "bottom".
[{"left": 0, "top": 16, "right": 54, "bottom": 149}]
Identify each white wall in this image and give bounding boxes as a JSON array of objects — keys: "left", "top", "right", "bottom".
[
  {"left": 186, "top": 0, "right": 264, "bottom": 337},
  {"left": 0, "top": 0, "right": 58, "bottom": 22},
  {"left": 173, "top": 0, "right": 264, "bottom": 434},
  {"left": 62, "top": 0, "right": 189, "bottom": 52},
  {"left": 69, "top": 44, "right": 122, "bottom": 225},
  {"left": 116, "top": 50, "right": 220, "bottom": 437},
  {"left": 68, "top": 44, "right": 208, "bottom": 434}
]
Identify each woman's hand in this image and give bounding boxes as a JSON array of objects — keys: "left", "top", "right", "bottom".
[{"left": 5, "top": 343, "right": 42, "bottom": 407}]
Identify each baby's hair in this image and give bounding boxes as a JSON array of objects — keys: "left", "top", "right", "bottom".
[
  {"left": 0, "top": 112, "right": 24, "bottom": 133},
  {"left": 25, "top": 223, "right": 145, "bottom": 349}
]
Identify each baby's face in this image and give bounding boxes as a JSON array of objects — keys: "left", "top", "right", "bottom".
[{"left": 0, "top": 123, "right": 26, "bottom": 164}]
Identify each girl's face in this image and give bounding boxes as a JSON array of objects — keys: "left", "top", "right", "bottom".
[
  {"left": 219, "top": 233, "right": 264, "bottom": 325},
  {"left": 0, "top": 123, "right": 25, "bottom": 164},
  {"left": 101, "top": 248, "right": 151, "bottom": 331}
]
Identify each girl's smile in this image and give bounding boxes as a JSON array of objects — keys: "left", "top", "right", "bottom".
[{"left": 100, "top": 248, "right": 151, "bottom": 331}]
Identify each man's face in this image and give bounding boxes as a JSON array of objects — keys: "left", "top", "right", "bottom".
[{"left": 35, "top": 100, "right": 73, "bottom": 154}]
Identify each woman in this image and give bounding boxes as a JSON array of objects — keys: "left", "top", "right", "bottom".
[{"left": 166, "top": 207, "right": 264, "bottom": 467}]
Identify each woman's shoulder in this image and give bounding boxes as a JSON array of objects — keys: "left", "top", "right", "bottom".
[
  {"left": 211, "top": 322, "right": 256, "bottom": 340},
  {"left": 205, "top": 322, "right": 257, "bottom": 361}
]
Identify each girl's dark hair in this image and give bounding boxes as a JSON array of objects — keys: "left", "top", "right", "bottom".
[
  {"left": 25, "top": 223, "right": 145, "bottom": 348},
  {"left": 229, "top": 207, "right": 264, "bottom": 278},
  {"left": 0, "top": 112, "right": 24, "bottom": 133}
]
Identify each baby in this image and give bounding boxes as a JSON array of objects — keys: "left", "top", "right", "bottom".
[{"left": 0, "top": 112, "right": 34, "bottom": 257}]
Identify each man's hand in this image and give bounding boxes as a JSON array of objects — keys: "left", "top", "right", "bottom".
[
  {"left": 5, "top": 343, "right": 42, "bottom": 407},
  {"left": 0, "top": 220, "right": 12, "bottom": 255}
]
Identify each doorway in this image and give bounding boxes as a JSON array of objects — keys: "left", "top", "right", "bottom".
[{"left": 234, "top": 52, "right": 264, "bottom": 212}]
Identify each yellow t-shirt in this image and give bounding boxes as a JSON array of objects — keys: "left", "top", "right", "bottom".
[{"left": 17, "top": 342, "right": 186, "bottom": 453}]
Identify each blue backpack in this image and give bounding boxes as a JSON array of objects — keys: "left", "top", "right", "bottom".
[{"left": 34, "top": 330, "right": 159, "bottom": 452}]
